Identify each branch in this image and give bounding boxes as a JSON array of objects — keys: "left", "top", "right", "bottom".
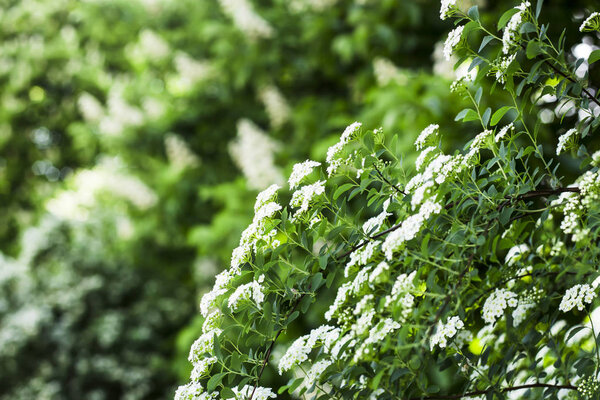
[
  {"left": 408, "top": 383, "right": 576, "bottom": 400},
  {"left": 373, "top": 163, "right": 406, "bottom": 196},
  {"left": 247, "top": 294, "right": 305, "bottom": 400},
  {"left": 541, "top": 57, "right": 600, "bottom": 108}
]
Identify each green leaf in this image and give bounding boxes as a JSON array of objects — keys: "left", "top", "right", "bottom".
[
  {"left": 490, "top": 106, "right": 512, "bottom": 126},
  {"left": 589, "top": 50, "right": 600, "bottom": 65},
  {"left": 467, "top": 6, "right": 479, "bottom": 21},
  {"left": 207, "top": 372, "right": 227, "bottom": 392},
  {"left": 478, "top": 35, "right": 494, "bottom": 52},
  {"left": 526, "top": 41, "right": 543, "bottom": 59}
]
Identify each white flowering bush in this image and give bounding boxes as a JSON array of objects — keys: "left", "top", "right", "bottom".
[{"left": 179, "top": 2, "right": 600, "bottom": 399}]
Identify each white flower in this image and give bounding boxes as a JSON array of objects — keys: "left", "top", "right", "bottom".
[
  {"left": 440, "top": 0, "right": 457, "bottom": 20},
  {"left": 229, "top": 119, "right": 284, "bottom": 190},
  {"left": 259, "top": 85, "right": 291, "bottom": 129},
  {"left": 430, "top": 316, "right": 465, "bottom": 350},
  {"left": 502, "top": 2, "right": 529, "bottom": 54},
  {"left": 495, "top": 54, "right": 516, "bottom": 84},
  {"left": 559, "top": 284, "right": 596, "bottom": 312},
  {"left": 174, "top": 382, "right": 218, "bottom": 400},
  {"left": 495, "top": 123, "right": 514, "bottom": 142},
  {"left": 278, "top": 325, "right": 340, "bottom": 374},
  {"left": 218, "top": 0, "right": 273, "bottom": 39},
  {"left": 255, "top": 184, "right": 281, "bottom": 211},
  {"left": 470, "top": 129, "right": 493, "bottom": 150},
  {"left": 443, "top": 26, "right": 464, "bottom": 61},
  {"left": 326, "top": 122, "right": 362, "bottom": 176},
  {"left": 289, "top": 160, "right": 321, "bottom": 189},
  {"left": 415, "top": 146, "right": 437, "bottom": 171},
  {"left": 188, "top": 329, "right": 222, "bottom": 363},
  {"left": 415, "top": 124, "right": 439, "bottom": 150},
  {"left": 290, "top": 181, "right": 326, "bottom": 218},
  {"left": 580, "top": 12, "right": 600, "bottom": 32},
  {"left": 165, "top": 134, "right": 200, "bottom": 169},
  {"left": 232, "top": 385, "right": 276, "bottom": 400},
  {"left": 556, "top": 128, "right": 578, "bottom": 155},
  {"left": 482, "top": 289, "right": 518, "bottom": 324},
  {"left": 345, "top": 240, "right": 380, "bottom": 277},
  {"left": 304, "top": 359, "right": 333, "bottom": 388},
  {"left": 228, "top": 275, "right": 266, "bottom": 312},
  {"left": 591, "top": 150, "right": 600, "bottom": 167},
  {"left": 190, "top": 357, "right": 217, "bottom": 380}
]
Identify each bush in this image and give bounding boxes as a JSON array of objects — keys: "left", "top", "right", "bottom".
[{"left": 179, "top": 2, "right": 600, "bottom": 399}]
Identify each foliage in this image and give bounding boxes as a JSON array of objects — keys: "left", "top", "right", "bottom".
[{"left": 179, "top": 2, "right": 600, "bottom": 400}]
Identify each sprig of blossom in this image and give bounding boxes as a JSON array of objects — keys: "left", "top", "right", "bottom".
[
  {"left": 326, "top": 122, "right": 362, "bottom": 176},
  {"left": 415, "top": 124, "right": 439, "bottom": 150},
  {"left": 289, "top": 160, "right": 321, "bottom": 189},
  {"left": 495, "top": 123, "right": 514, "bottom": 142},
  {"left": 559, "top": 284, "right": 596, "bottom": 312},
  {"left": 232, "top": 385, "right": 276, "bottom": 400},
  {"left": 495, "top": 54, "right": 516, "bottom": 84},
  {"left": 502, "top": 2, "right": 530, "bottom": 54},
  {"left": 430, "top": 316, "right": 465, "bottom": 350},
  {"left": 227, "top": 275, "right": 266, "bottom": 312},
  {"left": 482, "top": 289, "right": 518, "bottom": 324},
  {"left": 556, "top": 128, "right": 578, "bottom": 155},
  {"left": 580, "top": 12, "right": 600, "bottom": 32},
  {"left": 290, "top": 180, "right": 326, "bottom": 218},
  {"left": 443, "top": 26, "right": 464, "bottom": 61},
  {"left": 470, "top": 129, "right": 493, "bottom": 150},
  {"left": 440, "top": 0, "right": 457, "bottom": 20}
]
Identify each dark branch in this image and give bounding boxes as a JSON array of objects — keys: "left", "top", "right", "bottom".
[{"left": 373, "top": 163, "right": 406, "bottom": 195}]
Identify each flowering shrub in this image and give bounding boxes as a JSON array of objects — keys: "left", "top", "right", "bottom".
[{"left": 179, "top": 2, "right": 600, "bottom": 399}]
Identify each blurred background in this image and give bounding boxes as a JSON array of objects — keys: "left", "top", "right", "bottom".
[{"left": 0, "top": 0, "right": 597, "bottom": 398}]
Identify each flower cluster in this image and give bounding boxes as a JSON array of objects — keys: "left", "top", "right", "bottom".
[
  {"left": 232, "top": 385, "right": 276, "bottom": 400},
  {"left": 439, "top": 0, "right": 457, "bottom": 20},
  {"left": 288, "top": 160, "right": 321, "bottom": 189},
  {"left": 502, "top": 2, "right": 530, "bottom": 54},
  {"left": 580, "top": 12, "right": 600, "bottom": 32},
  {"left": 415, "top": 124, "right": 439, "bottom": 150},
  {"left": 430, "top": 316, "right": 465, "bottom": 350},
  {"left": 443, "top": 26, "right": 464, "bottom": 61},
  {"left": 326, "top": 122, "right": 362, "bottom": 176},
  {"left": 556, "top": 128, "right": 577, "bottom": 155},
  {"left": 290, "top": 180, "right": 326, "bottom": 219},
  {"left": 559, "top": 284, "right": 596, "bottom": 312},
  {"left": 482, "top": 289, "right": 518, "bottom": 324}
]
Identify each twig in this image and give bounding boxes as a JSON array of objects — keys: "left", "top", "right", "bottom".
[{"left": 373, "top": 163, "right": 406, "bottom": 195}]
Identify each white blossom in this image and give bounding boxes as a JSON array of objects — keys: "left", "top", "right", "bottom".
[
  {"left": 502, "top": 2, "right": 529, "bottom": 54},
  {"left": 326, "top": 122, "right": 362, "bottom": 176},
  {"left": 495, "top": 123, "right": 514, "bottom": 142},
  {"left": 228, "top": 275, "right": 266, "bottom": 312},
  {"left": 580, "top": 12, "right": 600, "bottom": 32},
  {"left": 229, "top": 119, "right": 284, "bottom": 190},
  {"left": 430, "top": 316, "right": 464, "bottom": 350},
  {"left": 556, "top": 128, "right": 577, "bottom": 155},
  {"left": 218, "top": 0, "right": 273, "bottom": 39},
  {"left": 174, "top": 382, "right": 218, "bottom": 400},
  {"left": 559, "top": 284, "right": 596, "bottom": 312},
  {"left": 482, "top": 289, "right": 518, "bottom": 324},
  {"left": 259, "top": 85, "right": 291, "bottom": 129},
  {"left": 290, "top": 181, "right": 326, "bottom": 218},
  {"left": 289, "top": 160, "right": 321, "bottom": 189},
  {"left": 505, "top": 244, "right": 529, "bottom": 266},
  {"left": 440, "top": 0, "right": 457, "bottom": 20},
  {"left": 415, "top": 124, "right": 439, "bottom": 150},
  {"left": 232, "top": 385, "right": 276, "bottom": 400},
  {"left": 443, "top": 26, "right": 464, "bottom": 61}
]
